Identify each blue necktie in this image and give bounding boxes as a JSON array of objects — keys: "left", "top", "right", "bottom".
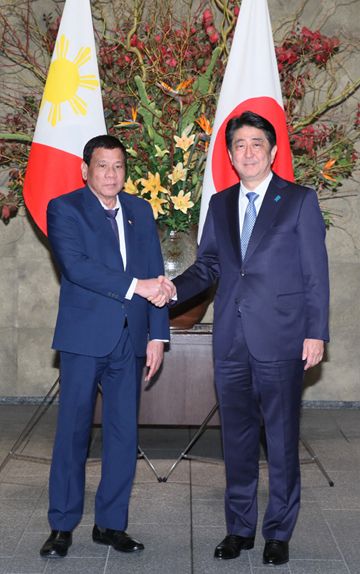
[
  {"left": 241, "top": 192, "right": 258, "bottom": 259},
  {"left": 105, "top": 208, "right": 124, "bottom": 270},
  {"left": 105, "top": 208, "right": 120, "bottom": 245}
]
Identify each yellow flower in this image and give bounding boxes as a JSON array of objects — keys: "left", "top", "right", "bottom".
[
  {"left": 168, "top": 162, "right": 187, "bottom": 185},
  {"left": 139, "top": 171, "right": 170, "bottom": 197},
  {"left": 174, "top": 132, "right": 196, "bottom": 152},
  {"left": 147, "top": 195, "right": 168, "bottom": 219},
  {"left": 171, "top": 190, "right": 194, "bottom": 214},
  {"left": 154, "top": 145, "right": 170, "bottom": 158},
  {"left": 123, "top": 176, "right": 139, "bottom": 195}
]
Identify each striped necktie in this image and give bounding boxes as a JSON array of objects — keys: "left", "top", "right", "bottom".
[
  {"left": 105, "top": 208, "right": 120, "bottom": 245},
  {"left": 241, "top": 192, "right": 258, "bottom": 259}
]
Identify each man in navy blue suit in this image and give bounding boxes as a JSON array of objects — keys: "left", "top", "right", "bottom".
[
  {"left": 40, "top": 135, "right": 171, "bottom": 559},
  {"left": 171, "top": 112, "right": 329, "bottom": 565}
]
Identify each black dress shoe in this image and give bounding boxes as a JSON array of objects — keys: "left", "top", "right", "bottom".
[
  {"left": 263, "top": 539, "right": 289, "bottom": 565},
  {"left": 92, "top": 524, "right": 144, "bottom": 552},
  {"left": 40, "top": 530, "right": 72, "bottom": 558},
  {"left": 214, "top": 534, "right": 255, "bottom": 559}
]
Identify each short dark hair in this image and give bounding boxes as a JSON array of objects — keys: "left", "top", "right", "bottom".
[
  {"left": 83, "top": 134, "right": 127, "bottom": 166},
  {"left": 225, "top": 111, "right": 277, "bottom": 150}
]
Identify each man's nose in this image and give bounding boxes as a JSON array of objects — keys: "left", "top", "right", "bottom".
[{"left": 244, "top": 145, "right": 253, "bottom": 158}]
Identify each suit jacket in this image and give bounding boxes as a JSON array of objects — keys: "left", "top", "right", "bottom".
[
  {"left": 173, "top": 173, "right": 329, "bottom": 362},
  {"left": 47, "top": 185, "right": 169, "bottom": 357}
]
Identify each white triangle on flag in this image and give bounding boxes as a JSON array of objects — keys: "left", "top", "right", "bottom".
[{"left": 23, "top": 0, "right": 106, "bottom": 234}]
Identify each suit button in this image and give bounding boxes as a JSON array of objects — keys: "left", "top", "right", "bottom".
[{"left": 241, "top": 271, "right": 245, "bottom": 277}]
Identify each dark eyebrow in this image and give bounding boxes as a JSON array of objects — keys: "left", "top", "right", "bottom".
[{"left": 233, "top": 137, "right": 265, "bottom": 144}]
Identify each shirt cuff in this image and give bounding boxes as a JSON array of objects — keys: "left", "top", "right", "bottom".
[{"left": 125, "top": 278, "right": 137, "bottom": 300}]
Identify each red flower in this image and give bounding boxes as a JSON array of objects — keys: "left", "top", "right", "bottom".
[
  {"left": 202, "top": 9, "right": 213, "bottom": 27},
  {"left": 209, "top": 32, "right": 219, "bottom": 44},
  {"left": 166, "top": 57, "right": 177, "bottom": 68}
]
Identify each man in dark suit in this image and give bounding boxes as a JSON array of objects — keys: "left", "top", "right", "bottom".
[
  {"left": 40, "top": 135, "right": 171, "bottom": 559},
  {"left": 170, "top": 112, "right": 329, "bottom": 565}
]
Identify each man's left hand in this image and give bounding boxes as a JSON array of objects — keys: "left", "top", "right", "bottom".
[
  {"left": 302, "top": 338, "right": 324, "bottom": 371},
  {"left": 144, "top": 340, "right": 164, "bottom": 382}
]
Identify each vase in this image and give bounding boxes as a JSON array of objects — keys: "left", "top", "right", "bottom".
[{"left": 159, "top": 227, "right": 213, "bottom": 330}]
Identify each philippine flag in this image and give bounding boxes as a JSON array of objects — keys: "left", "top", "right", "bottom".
[
  {"left": 198, "top": 0, "right": 294, "bottom": 240},
  {"left": 23, "top": 0, "right": 106, "bottom": 235}
]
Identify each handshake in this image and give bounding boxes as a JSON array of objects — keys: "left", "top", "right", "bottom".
[{"left": 135, "top": 275, "right": 177, "bottom": 307}]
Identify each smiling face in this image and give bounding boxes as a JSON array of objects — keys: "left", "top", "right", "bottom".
[
  {"left": 81, "top": 147, "right": 126, "bottom": 208},
  {"left": 228, "top": 125, "right": 277, "bottom": 189}
]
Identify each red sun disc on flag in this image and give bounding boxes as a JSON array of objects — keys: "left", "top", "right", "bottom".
[{"left": 212, "top": 97, "right": 294, "bottom": 192}]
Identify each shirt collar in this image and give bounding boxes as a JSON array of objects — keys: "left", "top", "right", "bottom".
[
  {"left": 98, "top": 195, "right": 120, "bottom": 211},
  {"left": 240, "top": 171, "right": 273, "bottom": 200}
]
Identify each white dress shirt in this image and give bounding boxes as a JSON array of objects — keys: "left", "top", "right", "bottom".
[
  {"left": 238, "top": 171, "right": 273, "bottom": 234},
  {"left": 98, "top": 196, "right": 137, "bottom": 300}
]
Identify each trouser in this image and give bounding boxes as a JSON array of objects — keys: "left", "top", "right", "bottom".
[
  {"left": 214, "top": 319, "right": 304, "bottom": 541},
  {"left": 48, "top": 326, "right": 143, "bottom": 531}
]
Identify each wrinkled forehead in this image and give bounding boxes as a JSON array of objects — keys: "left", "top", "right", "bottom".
[
  {"left": 231, "top": 126, "right": 271, "bottom": 148},
  {"left": 90, "top": 147, "right": 125, "bottom": 164}
]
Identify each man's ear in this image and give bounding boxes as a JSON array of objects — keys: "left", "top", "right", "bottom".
[
  {"left": 228, "top": 149, "right": 233, "bottom": 165},
  {"left": 81, "top": 161, "right": 88, "bottom": 181},
  {"left": 270, "top": 145, "right": 278, "bottom": 165}
]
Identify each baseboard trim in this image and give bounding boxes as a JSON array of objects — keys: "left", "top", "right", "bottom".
[{"left": 0, "top": 397, "right": 360, "bottom": 409}]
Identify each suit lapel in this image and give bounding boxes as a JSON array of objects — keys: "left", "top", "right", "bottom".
[
  {"left": 119, "top": 192, "right": 136, "bottom": 273},
  {"left": 224, "top": 184, "right": 242, "bottom": 264},
  {"left": 243, "top": 174, "right": 288, "bottom": 262}
]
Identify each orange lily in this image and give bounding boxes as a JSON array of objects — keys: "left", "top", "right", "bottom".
[
  {"left": 157, "top": 78, "right": 193, "bottom": 98},
  {"left": 323, "top": 158, "right": 336, "bottom": 170},
  {"left": 321, "top": 158, "right": 337, "bottom": 182},
  {"left": 195, "top": 114, "right": 212, "bottom": 136},
  {"left": 115, "top": 107, "right": 140, "bottom": 128}
]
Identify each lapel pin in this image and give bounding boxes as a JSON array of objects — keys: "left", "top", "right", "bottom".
[
  {"left": 128, "top": 219, "right": 133, "bottom": 225},
  {"left": 274, "top": 195, "right": 282, "bottom": 202}
]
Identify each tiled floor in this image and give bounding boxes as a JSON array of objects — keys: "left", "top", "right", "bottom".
[{"left": 0, "top": 405, "right": 359, "bottom": 573}]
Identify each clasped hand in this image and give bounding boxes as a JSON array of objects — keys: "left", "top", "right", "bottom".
[{"left": 135, "top": 276, "right": 176, "bottom": 307}]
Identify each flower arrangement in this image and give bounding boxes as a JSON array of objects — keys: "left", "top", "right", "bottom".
[
  {"left": 97, "top": 3, "right": 224, "bottom": 232},
  {"left": 0, "top": 0, "right": 359, "bottom": 229}
]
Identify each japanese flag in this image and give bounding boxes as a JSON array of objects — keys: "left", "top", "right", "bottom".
[
  {"left": 198, "top": 0, "right": 294, "bottom": 240},
  {"left": 23, "top": 0, "right": 106, "bottom": 235}
]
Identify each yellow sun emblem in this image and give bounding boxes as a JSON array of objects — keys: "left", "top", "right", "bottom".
[{"left": 42, "top": 34, "right": 99, "bottom": 127}]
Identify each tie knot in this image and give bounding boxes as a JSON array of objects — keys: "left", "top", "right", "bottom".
[
  {"left": 105, "top": 208, "right": 118, "bottom": 220},
  {"left": 246, "top": 192, "right": 258, "bottom": 204}
]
